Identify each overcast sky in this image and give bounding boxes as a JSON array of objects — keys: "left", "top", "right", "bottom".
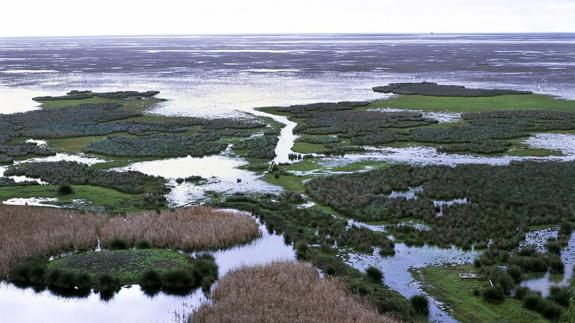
[{"left": 1, "top": 0, "right": 574, "bottom": 37}]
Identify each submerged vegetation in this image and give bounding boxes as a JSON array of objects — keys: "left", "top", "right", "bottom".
[{"left": 190, "top": 261, "right": 398, "bottom": 323}]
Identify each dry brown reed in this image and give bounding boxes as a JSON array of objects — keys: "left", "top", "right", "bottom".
[
  {"left": 0, "top": 206, "right": 259, "bottom": 277},
  {"left": 189, "top": 261, "right": 399, "bottom": 323},
  {"left": 99, "top": 208, "right": 260, "bottom": 250},
  {"left": 0, "top": 205, "right": 105, "bottom": 276}
]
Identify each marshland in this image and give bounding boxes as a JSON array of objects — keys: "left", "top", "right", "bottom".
[{"left": 1, "top": 33, "right": 575, "bottom": 323}]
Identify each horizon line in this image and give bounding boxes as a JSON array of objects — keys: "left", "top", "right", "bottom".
[{"left": 1, "top": 32, "right": 574, "bottom": 39}]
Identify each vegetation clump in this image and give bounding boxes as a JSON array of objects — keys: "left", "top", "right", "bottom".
[
  {"left": 410, "top": 294, "right": 429, "bottom": 316},
  {"left": 366, "top": 266, "right": 383, "bottom": 284}
]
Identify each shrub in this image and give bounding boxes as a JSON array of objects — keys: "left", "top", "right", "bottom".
[
  {"left": 514, "top": 286, "right": 530, "bottom": 300},
  {"left": 559, "top": 222, "right": 572, "bottom": 235},
  {"left": 495, "top": 271, "right": 516, "bottom": 295},
  {"left": 108, "top": 238, "right": 128, "bottom": 250},
  {"left": 74, "top": 273, "right": 92, "bottom": 290},
  {"left": 410, "top": 294, "right": 429, "bottom": 316},
  {"left": 507, "top": 265, "right": 522, "bottom": 283},
  {"left": 546, "top": 241, "right": 562, "bottom": 255},
  {"left": 161, "top": 270, "right": 195, "bottom": 290},
  {"left": 135, "top": 240, "right": 152, "bottom": 249},
  {"left": 139, "top": 269, "right": 162, "bottom": 288},
  {"left": 549, "top": 257, "right": 565, "bottom": 274},
  {"left": 547, "top": 286, "right": 572, "bottom": 307},
  {"left": 193, "top": 254, "right": 218, "bottom": 281},
  {"left": 538, "top": 300, "right": 564, "bottom": 320},
  {"left": 57, "top": 184, "right": 74, "bottom": 196},
  {"left": 8, "top": 257, "right": 46, "bottom": 284},
  {"left": 366, "top": 266, "right": 383, "bottom": 284},
  {"left": 56, "top": 271, "right": 76, "bottom": 289},
  {"left": 482, "top": 286, "right": 504, "bottom": 304},
  {"left": 295, "top": 241, "right": 309, "bottom": 259},
  {"left": 523, "top": 294, "right": 542, "bottom": 310},
  {"left": 324, "top": 265, "right": 336, "bottom": 276},
  {"left": 97, "top": 274, "right": 120, "bottom": 292}
]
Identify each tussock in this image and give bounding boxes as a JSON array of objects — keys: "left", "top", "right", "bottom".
[
  {"left": 190, "top": 261, "right": 399, "bottom": 323},
  {"left": 0, "top": 205, "right": 259, "bottom": 277}
]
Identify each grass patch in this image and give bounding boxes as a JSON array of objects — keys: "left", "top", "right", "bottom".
[
  {"left": 38, "top": 97, "right": 117, "bottom": 109},
  {"left": 47, "top": 135, "right": 109, "bottom": 153},
  {"left": 0, "top": 185, "right": 141, "bottom": 213},
  {"left": 417, "top": 265, "right": 547, "bottom": 322},
  {"left": 292, "top": 141, "right": 328, "bottom": 154},
  {"left": 331, "top": 160, "right": 389, "bottom": 172},
  {"left": 366, "top": 94, "right": 575, "bottom": 112},
  {"left": 48, "top": 249, "right": 192, "bottom": 284},
  {"left": 263, "top": 173, "right": 308, "bottom": 193}
]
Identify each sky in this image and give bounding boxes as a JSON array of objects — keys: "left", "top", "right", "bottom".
[{"left": 1, "top": 0, "right": 574, "bottom": 37}]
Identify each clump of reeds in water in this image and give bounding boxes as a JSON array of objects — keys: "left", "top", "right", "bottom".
[{"left": 189, "top": 261, "right": 399, "bottom": 323}]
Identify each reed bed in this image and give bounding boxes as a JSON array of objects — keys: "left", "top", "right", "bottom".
[
  {"left": 0, "top": 205, "right": 105, "bottom": 277},
  {"left": 190, "top": 261, "right": 398, "bottom": 323},
  {"left": 99, "top": 208, "right": 260, "bottom": 250},
  {"left": 0, "top": 206, "right": 259, "bottom": 277}
]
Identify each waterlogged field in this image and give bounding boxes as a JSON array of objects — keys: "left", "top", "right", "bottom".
[{"left": 1, "top": 83, "right": 575, "bottom": 322}]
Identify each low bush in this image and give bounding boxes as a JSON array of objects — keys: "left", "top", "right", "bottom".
[
  {"left": 514, "top": 286, "right": 530, "bottom": 300},
  {"left": 139, "top": 269, "right": 162, "bottom": 288},
  {"left": 410, "top": 295, "right": 429, "bottom": 316},
  {"left": 506, "top": 265, "right": 522, "bottom": 283},
  {"left": 366, "top": 266, "right": 383, "bottom": 284},
  {"left": 108, "top": 238, "right": 128, "bottom": 250},
  {"left": 523, "top": 294, "right": 543, "bottom": 310},
  {"left": 135, "top": 240, "right": 152, "bottom": 249},
  {"left": 538, "top": 299, "right": 564, "bottom": 320},
  {"left": 482, "top": 286, "right": 504, "bottom": 304},
  {"left": 161, "top": 270, "right": 195, "bottom": 290},
  {"left": 57, "top": 184, "right": 74, "bottom": 196},
  {"left": 547, "top": 286, "right": 572, "bottom": 307}
]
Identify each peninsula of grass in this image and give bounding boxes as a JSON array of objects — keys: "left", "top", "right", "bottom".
[
  {"left": 366, "top": 93, "right": 575, "bottom": 112},
  {"left": 0, "top": 184, "right": 143, "bottom": 213},
  {"left": 416, "top": 265, "right": 547, "bottom": 323}
]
